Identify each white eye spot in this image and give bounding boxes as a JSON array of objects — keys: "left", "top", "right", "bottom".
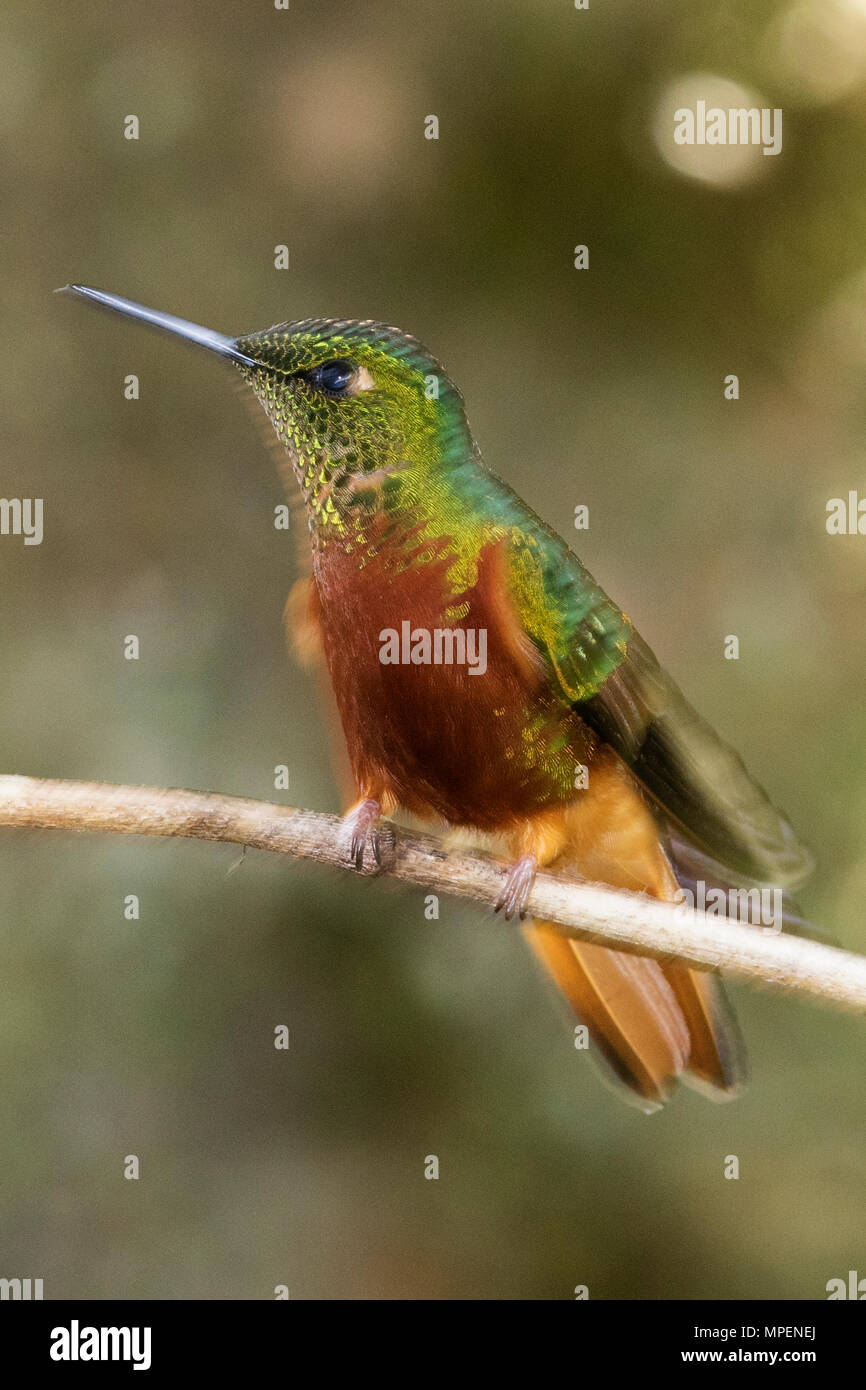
[{"left": 346, "top": 365, "right": 376, "bottom": 395}]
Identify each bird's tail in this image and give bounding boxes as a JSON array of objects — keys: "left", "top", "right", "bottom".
[
  {"left": 524, "top": 924, "right": 746, "bottom": 1111},
  {"left": 520, "top": 755, "right": 748, "bottom": 1111}
]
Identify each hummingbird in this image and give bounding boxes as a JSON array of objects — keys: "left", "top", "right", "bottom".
[{"left": 62, "top": 284, "right": 814, "bottom": 1111}]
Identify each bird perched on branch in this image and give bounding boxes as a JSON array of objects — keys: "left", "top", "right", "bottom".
[{"left": 63, "top": 285, "right": 814, "bottom": 1111}]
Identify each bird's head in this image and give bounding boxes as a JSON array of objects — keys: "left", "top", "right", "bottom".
[
  {"left": 234, "top": 318, "right": 473, "bottom": 528},
  {"left": 59, "top": 288, "right": 475, "bottom": 537}
]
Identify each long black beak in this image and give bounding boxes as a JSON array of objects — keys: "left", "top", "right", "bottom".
[{"left": 56, "top": 284, "right": 259, "bottom": 368}]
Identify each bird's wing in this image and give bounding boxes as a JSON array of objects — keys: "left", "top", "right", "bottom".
[
  {"left": 489, "top": 490, "right": 814, "bottom": 888},
  {"left": 577, "top": 627, "right": 814, "bottom": 888}
]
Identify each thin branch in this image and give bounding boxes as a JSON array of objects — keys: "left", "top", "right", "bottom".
[{"left": 0, "top": 773, "right": 862, "bottom": 1013}]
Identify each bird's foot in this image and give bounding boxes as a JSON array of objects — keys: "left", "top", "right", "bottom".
[
  {"left": 495, "top": 853, "right": 538, "bottom": 920},
  {"left": 341, "top": 798, "right": 396, "bottom": 872}
]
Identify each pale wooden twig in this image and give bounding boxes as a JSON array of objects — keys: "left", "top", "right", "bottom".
[{"left": 0, "top": 773, "right": 861, "bottom": 1012}]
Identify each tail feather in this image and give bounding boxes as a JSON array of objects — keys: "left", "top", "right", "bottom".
[
  {"left": 525, "top": 925, "right": 691, "bottom": 1112},
  {"left": 526, "top": 923, "right": 746, "bottom": 1109},
  {"left": 662, "top": 965, "right": 747, "bottom": 1098}
]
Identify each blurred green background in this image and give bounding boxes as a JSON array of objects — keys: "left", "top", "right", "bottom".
[{"left": 1, "top": 0, "right": 865, "bottom": 1299}]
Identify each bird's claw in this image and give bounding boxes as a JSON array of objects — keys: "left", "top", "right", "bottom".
[
  {"left": 343, "top": 798, "right": 396, "bottom": 872},
  {"left": 495, "top": 854, "right": 537, "bottom": 920}
]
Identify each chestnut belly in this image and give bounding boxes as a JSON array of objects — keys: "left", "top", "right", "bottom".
[{"left": 313, "top": 541, "right": 597, "bottom": 829}]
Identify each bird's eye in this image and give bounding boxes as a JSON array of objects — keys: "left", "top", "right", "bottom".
[{"left": 308, "top": 359, "right": 357, "bottom": 395}]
